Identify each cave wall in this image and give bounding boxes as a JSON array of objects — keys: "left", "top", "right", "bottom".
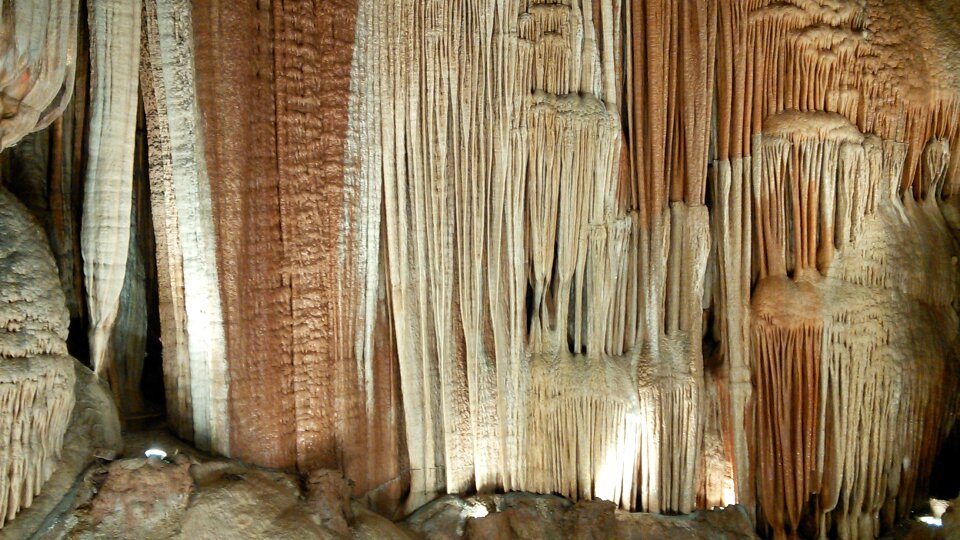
[
  {"left": 187, "top": 0, "right": 408, "bottom": 512},
  {"left": 328, "top": 1, "right": 960, "bottom": 536},
  {"left": 1, "top": 0, "right": 959, "bottom": 538}
]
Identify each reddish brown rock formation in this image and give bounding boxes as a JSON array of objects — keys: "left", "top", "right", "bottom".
[{"left": 191, "top": 0, "right": 407, "bottom": 512}]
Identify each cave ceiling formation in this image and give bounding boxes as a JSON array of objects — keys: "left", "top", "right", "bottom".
[{"left": 1, "top": 0, "right": 959, "bottom": 538}]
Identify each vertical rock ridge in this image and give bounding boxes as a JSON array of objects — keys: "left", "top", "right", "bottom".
[
  {"left": 140, "top": 0, "right": 228, "bottom": 454},
  {"left": 80, "top": 0, "right": 141, "bottom": 392},
  {"left": 192, "top": 0, "right": 294, "bottom": 466}
]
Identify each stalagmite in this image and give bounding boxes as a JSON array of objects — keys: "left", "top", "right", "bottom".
[
  {"left": 0, "top": 187, "right": 75, "bottom": 527},
  {"left": 80, "top": 0, "right": 141, "bottom": 394},
  {"left": 139, "top": 0, "right": 227, "bottom": 454}
]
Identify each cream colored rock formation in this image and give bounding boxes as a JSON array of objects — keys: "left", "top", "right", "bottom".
[
  {"left": 80, "top": 0, "right": 141, "bottom": 391},
  {"left": 0, "top": 0, "right": 959, "bottom": 538},
  {"left": 0, "top": 0, "right": 79, "bottom": 149},
  {"left": 0, "top": 2, "right": 82, "bottom": 528},
  {"left": 347, "top": 0, "right": 712, "bottom": 514},
  {"left": 344, "top": 0, "right": 960, "bottom": 536},
  {"left": 140, "top": 0, "right": 227, "bottom": 455},
  {"left": 0, "top": 187, "right": 75, "bottom": 527}
]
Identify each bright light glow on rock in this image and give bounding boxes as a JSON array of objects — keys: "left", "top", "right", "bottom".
[
  {"left": 144, "top": 448, "right": 167, "bottom": 459},
  {"left": 466, "top": 504, "right": 488, "bottom": 518},
  {"left": 930, "top": 498, "right": 949, "bottom": 518},
  {"left": 918, "top": 516, "right": 942, "bottom": 527},
  {"left": 722, "top": 480, "right": 737, "bottom": 506}
]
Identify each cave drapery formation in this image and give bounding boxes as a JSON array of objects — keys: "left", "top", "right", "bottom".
[
  {"left": 1, "top": 0, "right": 959, "bottom": 538},
  {"left": 0, "top": 0, "right": 80, "bottom": 527}
]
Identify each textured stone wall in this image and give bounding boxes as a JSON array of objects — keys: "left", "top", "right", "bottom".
[
  {"left": 1, "top": 1, "right": 958, "bottom": 537},
  {"left": 189, "top": 0, "right": 408, "bottom": 513}
]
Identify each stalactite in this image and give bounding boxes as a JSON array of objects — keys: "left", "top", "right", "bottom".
[
  {"left": 751, "top": 279, "right": 822, "bottom": 539},
  {"left": 622, "top": 0, "right": 716, "bottom": 514},
  {"left": 816, "top": 195, "right": 960, "bottom": 538},
  {"left": 698, "top": 367, "right": 737, "bottom": 510},
  {"left": 351, "top": 0, "right": 715, "bottom": 515},
  {"left": 80, "top": 0, "right": 141, "bottom": 394},
  {"left": 524, "top": 352, "right": 641, "bottom": 509},
  {"left": 705, "top": 5, "right": 960, "bottom": 537},
  {"left": 340, "top": 0, "right": 410, "bottom": 512},
  {"left": 0, "top": 0, "right": 79, "bottom": 149},
  {"left": 1, "top": 0, "right": 941, "bottom": 531},
  {"left": 710, "top": 158, "right": 755, "bottom": 513},
  {"left": 139, "top": 0, "right": 227, "bottom": 454},
  {"left": 0, "top": 4, "right": 81, "bottom": 525},
  {"left": 743, "top": 103, "right": 960, "bottom": 538}
]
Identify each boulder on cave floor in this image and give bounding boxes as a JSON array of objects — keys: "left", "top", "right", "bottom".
[{"left": 33, "top": 449, "right": 416, "bottom": 540}]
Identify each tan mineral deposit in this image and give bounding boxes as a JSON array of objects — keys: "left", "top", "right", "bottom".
[{"left": 0, "top": 1, "right": 958, "bottom": 539}]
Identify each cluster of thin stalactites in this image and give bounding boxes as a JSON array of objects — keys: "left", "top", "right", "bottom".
[{"left": 345, "top": 1, "right": 960, "bottom": 537}]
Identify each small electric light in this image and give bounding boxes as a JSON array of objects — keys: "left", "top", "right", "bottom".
[
  {"left": 918, "top": 516, "right": 942, "bottom": 527},
  {"left": 144, "top": 448, "right": 167, "bottom": 460}
]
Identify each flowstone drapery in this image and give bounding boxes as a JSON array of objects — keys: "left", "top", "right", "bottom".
[
  {"left": 0, "top": 0, "right": 81, "bottom": 527},
  {"left": 344, "top": 1, "right": 960, "bottom": 536},
  {"left": 0, "top": 187, "right": 75, "bottom": 527},
  {"left": 347, "top": 0, "right": 713, "bottom": 514},
  {"left": 2, "top": 1, "right": 959, "bottom": 538},
  {"left": 0, "top": 0, "right": 79, "bottom": 149}
]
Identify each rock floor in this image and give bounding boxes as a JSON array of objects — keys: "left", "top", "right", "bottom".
[{"left": 16, "top": 429, "right": 958, "bottom": 540}]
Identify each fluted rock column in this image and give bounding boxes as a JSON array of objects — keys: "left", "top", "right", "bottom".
[
  {"left": 80, "top": 0, "right": 141, "bottom": 395},
  {"left": 139, "top": 0, "right": 228, "bottom": 454}
]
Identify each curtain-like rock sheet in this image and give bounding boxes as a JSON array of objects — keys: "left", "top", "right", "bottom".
[
  {"left": 167, "top": 0, "right": 960, "bottom": 533},
  {"left": 0, "top": 0, "right": 79, "bottom": 149},
  {"left": 191, "top": 0, "right": 291, "bottom": 464},
  {"left": 342, "top": 0, "right": 960, "bottom": 533},
  {"left": 346, "top": 0, "right": 715, "bottom": 514},
  {"left": 190, "top": 0, "right": 407, "bottom": 512},
  {"left": 80, "top": 0, "right": 140, "bottom": 395},
  {"left": 0, "top": 42, "right": 89, "bottom": 368},
  {"left": 707, "top": 2, "right": 960, "bottom": 538},
  {"left": 0, "top": 0, "right": 80, "bottom": 529},
  {"left": 140, "top": 0, "right": 228, "bottom": 455}
]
